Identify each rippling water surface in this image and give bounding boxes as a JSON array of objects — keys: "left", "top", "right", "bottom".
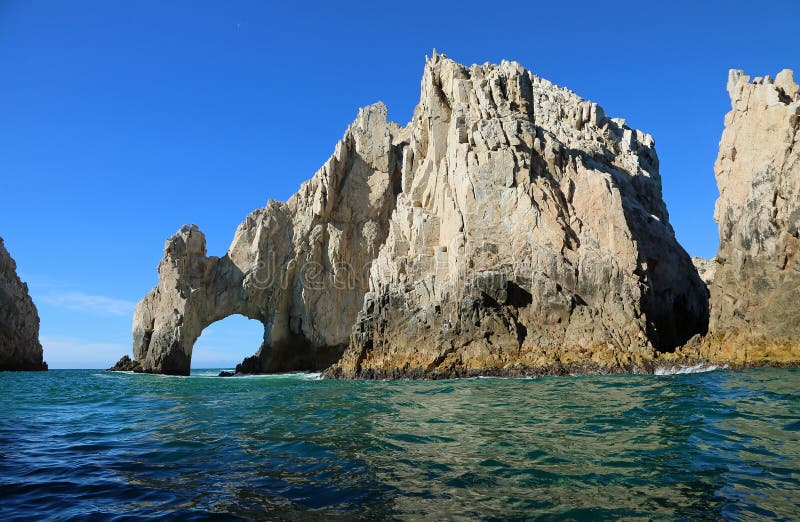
[{"left": 1, "top": 368, "right": 799, "bottom": 520}]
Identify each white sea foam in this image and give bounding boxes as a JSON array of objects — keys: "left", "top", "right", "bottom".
[
  {"left": 257, "top": 371, "right": 322, "bottom": 380},
  {"left": 194, "top": 370, "right": 323, "bottom": 380},
  {"left": 654, "top": 363, "right": 726, "bottom": 376}
]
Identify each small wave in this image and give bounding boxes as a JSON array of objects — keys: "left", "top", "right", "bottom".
[
  {"left": 654, "top": 363, "right": 726, "bottom": 375},
  {"left": 195, "top": 371, "right": 323, "bottom": 380},
  {"left": 246, "top": 371, "right": 322, "bottom": 380},
  {"left": 191, "top": 370, "right": 230, "bottom": 378}
]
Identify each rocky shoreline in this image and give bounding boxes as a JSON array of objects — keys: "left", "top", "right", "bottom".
[
  {"left": 325, "top": 361, "right": 799, "bottom": 381},
  {"left": 324, "top": 341, "right": 800, "bottom": 380},
  {"left": 113, "top": 54, "right": 799, "bottom": 379}
]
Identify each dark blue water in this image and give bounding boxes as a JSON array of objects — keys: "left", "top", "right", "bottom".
[{"left": 1, "top": 368, "right": 799, "bottom": 520}]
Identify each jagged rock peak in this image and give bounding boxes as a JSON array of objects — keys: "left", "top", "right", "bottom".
[{"left": 0, "top": 238, "right": 47, "bottom": 371}]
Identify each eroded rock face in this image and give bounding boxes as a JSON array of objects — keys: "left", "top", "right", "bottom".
[
  {"left": 131, "top": 104, "right": 402, "bottom": 375},
  {"left": 0, "top": 238, "right": 46, "bottom": 371},
  {"left": 680, "top": 69, "right": 800, "bottom": 365},
  {"left": 326, "top": 53, "right": 708, "bottom": 378}
]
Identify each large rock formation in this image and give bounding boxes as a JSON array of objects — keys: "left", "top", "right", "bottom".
[
  {"left": 326, "top": 53, "right": 708, "bottom": 378},
  {"left": 131, "top": 105, "right": 402, "bottom": 375},
  {"left": 129, "top": 53, "right": 709, "bottom": 377},
  {"left": 0, "top": 238, "right": 46, "bottom": 371},
  {"left": 679, "top": 69, "right": 800, "bottom": 365}
]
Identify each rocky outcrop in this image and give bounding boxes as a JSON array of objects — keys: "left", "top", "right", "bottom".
[
  {"left": 128, "top": 53, "right": 710, "bottom": 377},
  {"left": 108, "top": 355, "right": 141, "bottom": 372},
  {"left": 130, "top": 104, "right": 402, "bottom": 375},
  {"left": 0, "top": 238, "right": 46, "bottom": 371},
  {"left": 326, "top": 53, "right": 708, "bottom": 378},
  {"left": 676, "top": 69, "right": 800, "bottom": 366}
]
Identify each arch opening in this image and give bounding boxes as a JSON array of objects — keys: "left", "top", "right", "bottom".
[{"left": 190, "top": 314, "right": 265, "bottom": 373}]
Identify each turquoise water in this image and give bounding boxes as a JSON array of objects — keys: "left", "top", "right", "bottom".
[{"left": 1, "top": 369, "right": 799, "bottom": 520}]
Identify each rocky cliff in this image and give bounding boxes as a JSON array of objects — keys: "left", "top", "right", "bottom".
[
  {"left": 327, "top": 53, "right": 708, "bottom": 378},
  {"left": 0, "top": 238, "right": 46, "bottom": 371},
  {"left": 128, "top": 53, "right": 710, "bottom": 377},
  {"left": 678, "top": 69, "right": 800, "bottom": 365}
]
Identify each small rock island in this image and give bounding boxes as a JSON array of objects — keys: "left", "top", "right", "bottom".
[{"left": 0, "top": 238, "right": 47, "bottom": 371}]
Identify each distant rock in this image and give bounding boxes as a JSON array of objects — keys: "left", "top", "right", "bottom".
[
  {"left": 692, "top": 257, "right": 716, "bottom": 286},
  {"left": 108, "top": 355, "right": 141, "bottom": 372},
  {"left": 218, "top": 370, "right": 235, "bottom": 377},
  {"left": 0, "top": 238, "right": 46, "bottom": 371},
  {"left": 676, "top": 69, "right": 800, "bottom": 366}
]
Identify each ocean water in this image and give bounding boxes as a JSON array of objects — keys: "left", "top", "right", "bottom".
[{"left": 1, "top": 368, "right": 799, "bottom": 520}]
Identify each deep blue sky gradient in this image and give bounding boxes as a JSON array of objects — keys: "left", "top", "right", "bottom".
[{"left": 1, "top": 1, "right": 798, "bottom": 367}]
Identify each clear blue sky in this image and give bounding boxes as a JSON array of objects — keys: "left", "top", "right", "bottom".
[{"left": 1, "top": 1, "right": 797, "bottom": 368}]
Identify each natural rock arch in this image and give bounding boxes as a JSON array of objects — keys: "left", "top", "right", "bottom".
[
  {"left": 132, "top": 104, "right": 403, "bottom": 375},
  {"left": 190, "top": 313, "right": 267, "bottom": 370}
]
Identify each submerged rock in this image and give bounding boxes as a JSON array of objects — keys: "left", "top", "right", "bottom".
[
  {"left": 0, "top": 238, "right": 46, "bottom": 371},
  {"left": 327, "top": 54, "right": 708, "bottom": 378},
  {"left": 675, "top": 69, "right": 800, "bottom": 366}
]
